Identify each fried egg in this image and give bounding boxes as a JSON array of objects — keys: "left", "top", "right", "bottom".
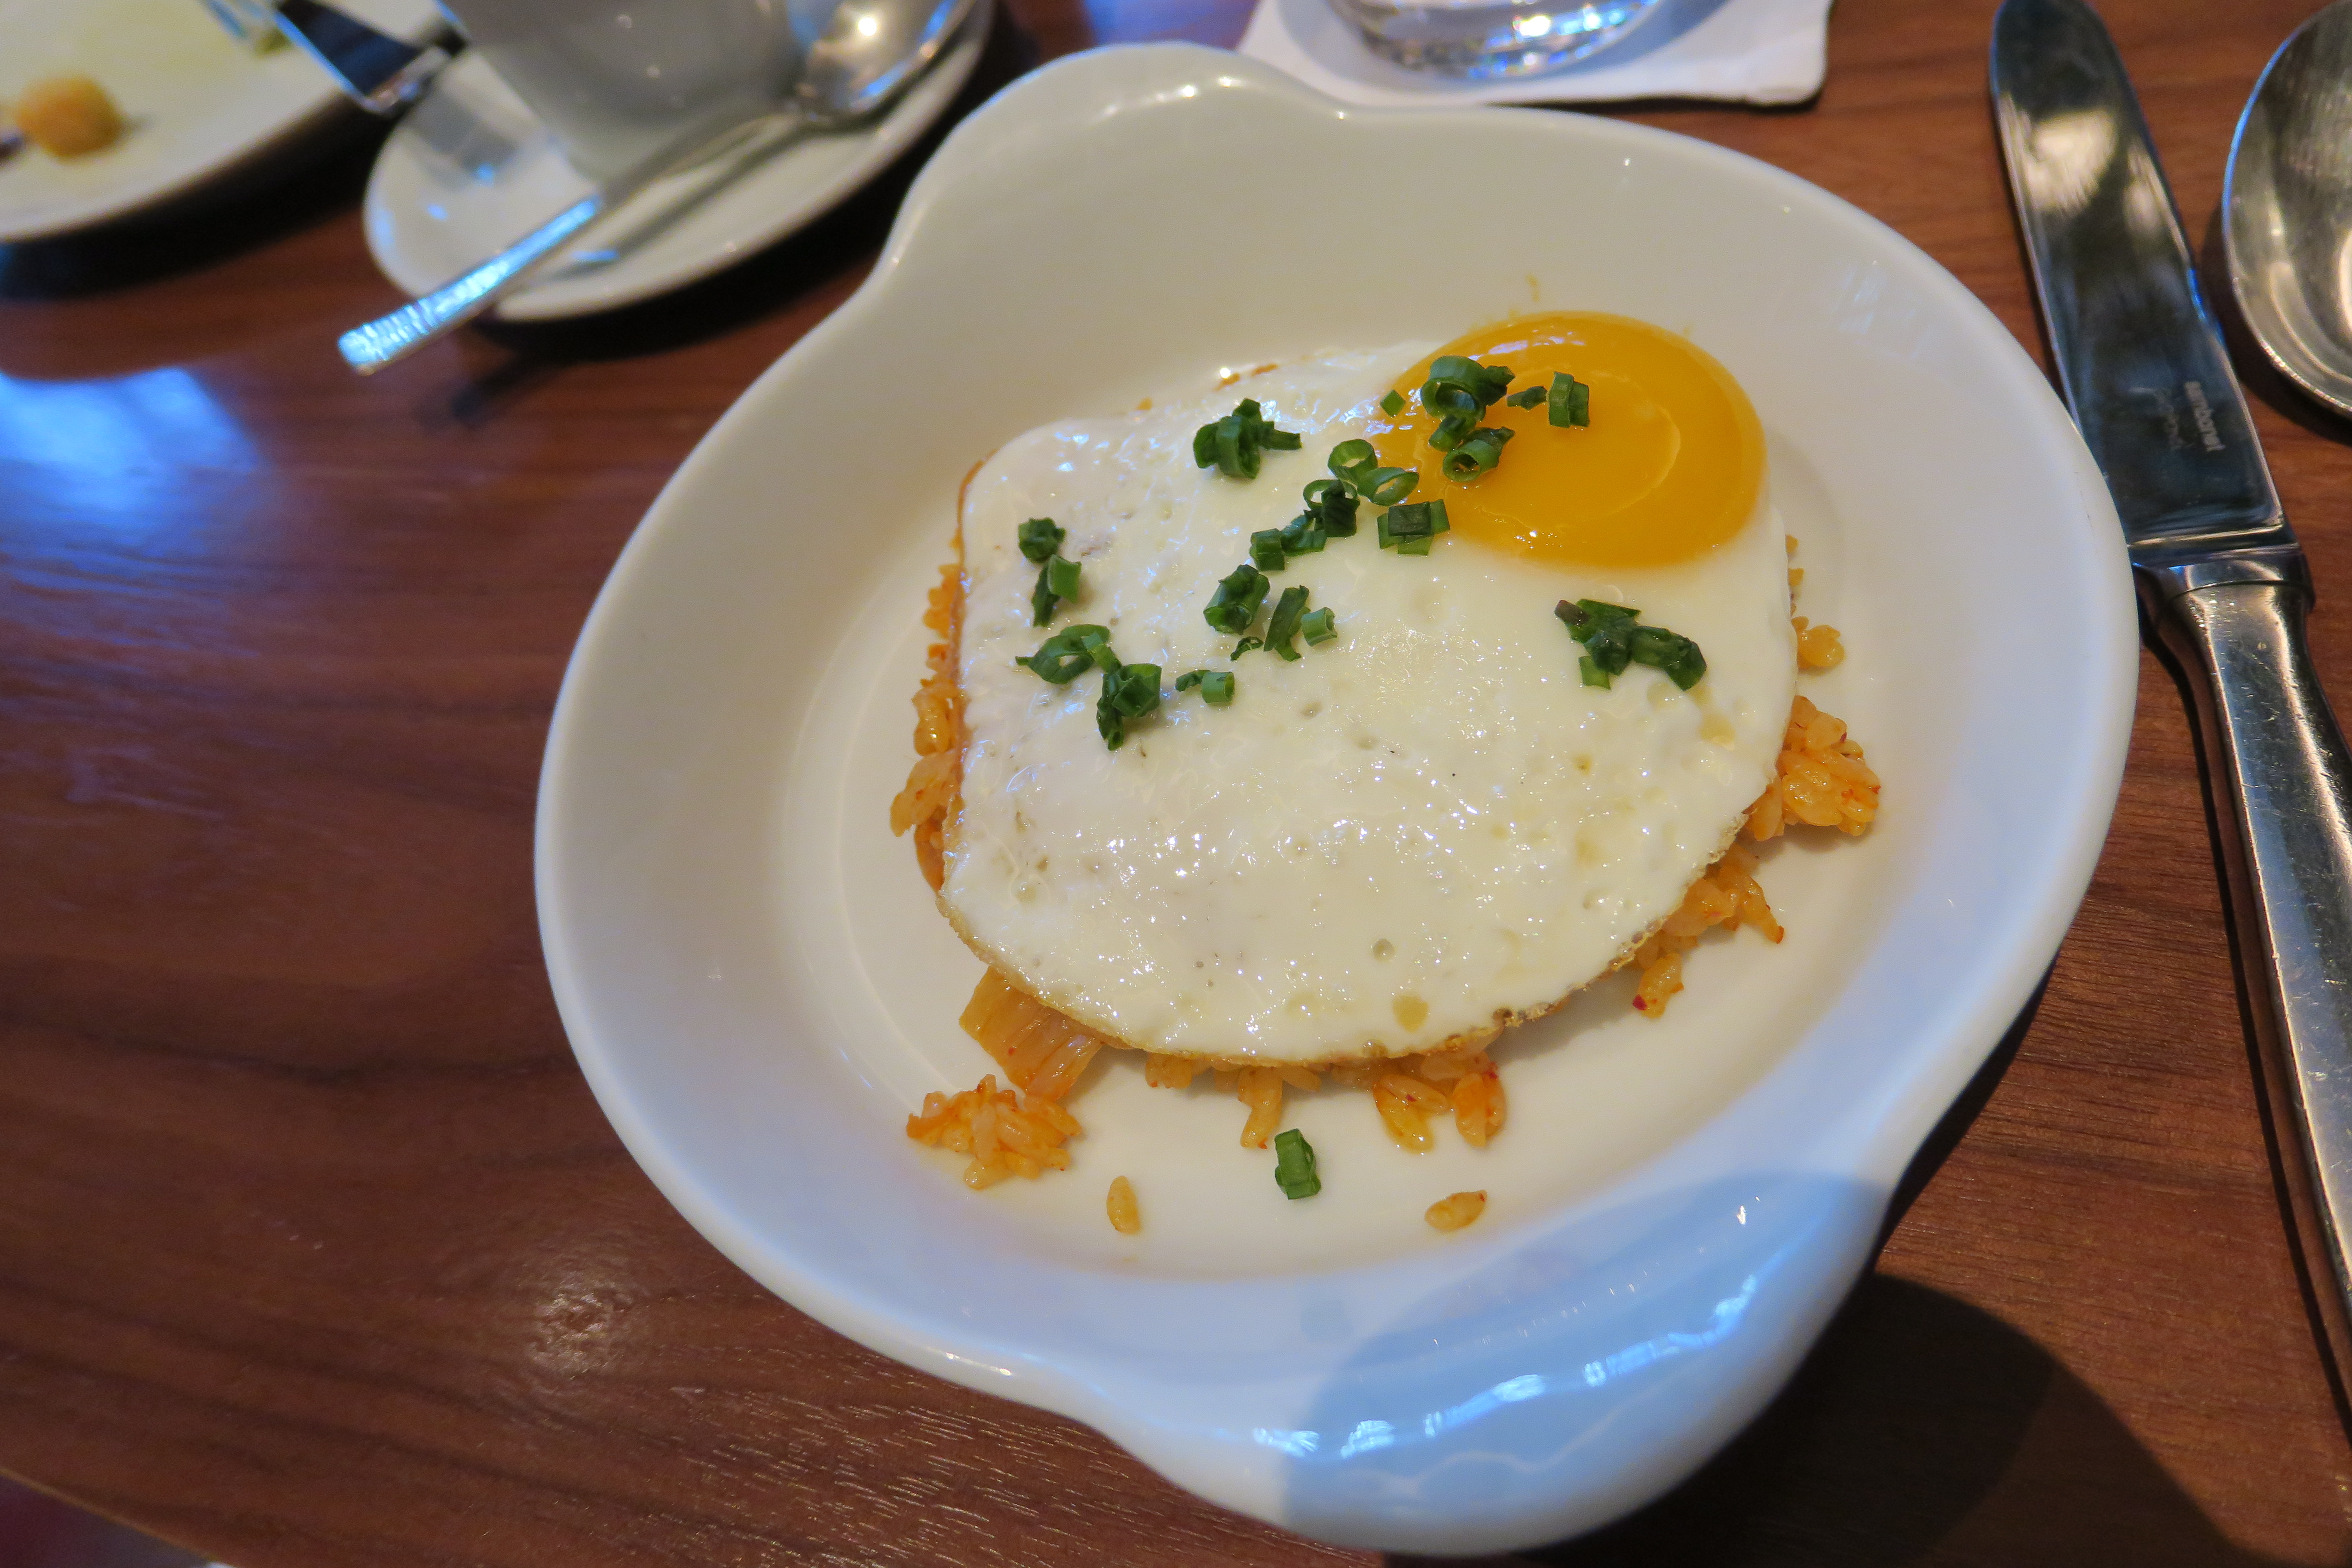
[{"left": 940, "top": 313, "right": 1793, "bottom": 1065}]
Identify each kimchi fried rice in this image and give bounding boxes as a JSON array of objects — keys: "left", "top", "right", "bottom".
[{"left": 895, "top": 533, "right": 1878, "bottom": 1200}]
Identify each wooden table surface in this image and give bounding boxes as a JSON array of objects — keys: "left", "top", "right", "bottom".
[{"left": 4, "top": 0, "right": 2349, "bottom": 1562}]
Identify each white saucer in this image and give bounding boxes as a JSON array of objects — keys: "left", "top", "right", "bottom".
[
  {"left": 0, "top": 0, "right": 441, "bottom": 243},
  {"left": 361, "top": 0, "right": 991, "bottom": 323}
]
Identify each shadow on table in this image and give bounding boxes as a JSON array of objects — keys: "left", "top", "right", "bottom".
[
  {"left": 0, "top": 121, "right": 389, "bottom": 303},
  {"left": 0, "top": 1474, "right": 207, "bottom": 1568},
  {"left": 1388, "top": 1271, "right": 2303, "bottom": 1568}
]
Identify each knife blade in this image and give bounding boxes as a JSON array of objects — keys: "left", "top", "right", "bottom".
[
  {"left": 271, "top": 0, "right": 453, "bottom": 117},
  {"left": 1994, "top": 0, "right": 2352, "bottom": 1398}
]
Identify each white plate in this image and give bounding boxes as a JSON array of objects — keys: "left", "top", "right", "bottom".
[
  {"left": 0, "top": 0, "right": 440, "bottom": 243},
  {"left": 536, "top": 45, "right": 2137, "bottom": 1553},
  {"left": 360, "top": 0, "right": 989, "bottom": 323}
]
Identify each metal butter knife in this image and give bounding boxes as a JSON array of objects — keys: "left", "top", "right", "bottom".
[
  {"left": 1994, "top": 0, "right": 2352, "bottom": 1390},
  {"left": 202, "top": 0, "right": 453, "bottom": 115},
  {"left": 274, "top": 0, "right": 451, "bottom": 116}
]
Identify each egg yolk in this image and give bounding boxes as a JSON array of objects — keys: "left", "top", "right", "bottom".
[{"left": 1369, "top": 312, "right": 1764, "bottom": 570}]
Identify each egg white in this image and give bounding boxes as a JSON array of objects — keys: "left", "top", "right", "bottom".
[{"left": 940, "top": 346, "right": 1795, "bottom": 1064}]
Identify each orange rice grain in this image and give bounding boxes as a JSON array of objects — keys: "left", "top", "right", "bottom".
[
  {"left": 1426, "top": 1191, "right": 1488, "bottom": 1231},
  {"left": 1107, "top": 1176, "right": 1141, "bottom": 1234},
  {"left": 1374, "top": 1073, "right": 1450, "bottom": 1152}
]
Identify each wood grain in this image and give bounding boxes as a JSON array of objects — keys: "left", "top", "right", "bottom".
[{"left": 2, "top": 0, "right": 2347, "bottom": 1563}]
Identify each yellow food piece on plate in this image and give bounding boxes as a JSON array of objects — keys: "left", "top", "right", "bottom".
[
  {"left": 1426, "top": 1191, "right": 1488, "bottom": 1231},
  {"left": 958, "top": 968, "right": 1108, "bottom": 1102},
  {"left": 14, "top": 75, "right": 125, "bottom": 158},
  {"left": 905, "top": 1073, "right": 1083, "bottom": 1190},
  {"left": 1106, "top": 1175, "right": 1141, "bottom": 1235},
  {"left": 1793, "top": 615, "right": 1846, "bottom": 670}
]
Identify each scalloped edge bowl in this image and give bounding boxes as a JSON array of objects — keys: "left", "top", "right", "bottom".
[{"left": 537, "top": 44, "right": 2134, "bottom": 1553}]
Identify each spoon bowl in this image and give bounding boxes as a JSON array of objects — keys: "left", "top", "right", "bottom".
[
  {"left": 2225, "top": 0, "right": 2352, "bottom": 420},
  {"left": 802, "top": 0, "right": 973, "bottom": 123}
]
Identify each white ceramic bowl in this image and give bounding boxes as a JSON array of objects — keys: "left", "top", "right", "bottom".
[{"left": 537, "top": 45, "right": 2135, "bottom": 1553}]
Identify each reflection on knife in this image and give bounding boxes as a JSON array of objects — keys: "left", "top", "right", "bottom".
[{"left": 1993, "top": 0, "right": 2352, "bottom": 1398}]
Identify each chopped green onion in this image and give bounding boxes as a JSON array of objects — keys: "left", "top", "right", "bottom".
[
  {"left": 1231, "top": 635, "right": 1264, "bottom": 657},
  {"left": 1548, "top": 372, "right": 1590, "bottom": 429},
  {"left": 1326, "top": 441, "right": 1418, "bottom": 507},
  {"left": 1422, "top": 382, "right": 1482, "bottom": 452},
  {"left": 1026, "top": 629, "right": 1183, "bottom": 748},
  {"left": 1264, "top": 585, "right": 1309, "bottom": 661},
  {"left": 1301, "top": 478, "right": 1360, "bottom": 536},
  {"left": 1273, "top": 1128, "right": 1320, "bottom": 1199},
  {"left": 1377, "top": 499, "right": 1450, "bottom": 554},
  {"left": 1016, "top": 624, "right": 1111, "bottom": 683},
  {"left": 1441, "top": 426, "right": 1514, "bottom": 480},
  {"left": 1017, "top": 518, "right": 1066, "bottom": 563},
  {"left": 1175, "top": 668, "right": 1236, "bottom": 705},
  {"left": 1250, "top": 530, "right": 1289, "bottom": 573},
  {"left": 1029, "top": 552, "right": 1084, "bottom": 626},
  {"left": 1193, "top": 398, "right": 1302, "bottom": 481},
  {"left": 1219, "top": 419, "right": 1250, "bottom": 476},
  {"left": 1555, "top": 599, "right": 1638, "bottom": 683},
  {"left": 1629, "top": 624, "right": 1708, "bottom": 690},
  {"left": 1424, "top": 354, "right": 1514, "bottom": 407},
  {"left": 1204, "top": 563, "right": 1271, "bottom": 634},
  {"left": 1420, "top": 356, "right": 1515, "bottom": 451},
  {"left": 1279, "top": 514, "right": 1328, "bottom": 556},
  {"left": 1104, "top": 661, "right": 1161, "bottom": 716},
  {"left": 1556, "top": 598, "right": 1636, "bottom": 632},
  {"left": 1096, "top": 659, "right": 1162, "bottom": 749},
  {"left": 1300, "top": 606, "right": 1337, "bottom": 645},
  {"left": 1504, "top": 385, "right": 1546, "bottom": 410},
  {"left": 1379, "top": 389, "right": 1407, "bottom": 417},
  {"left": 1555, "top": 598, "right": 1703, "bottom": 689}
]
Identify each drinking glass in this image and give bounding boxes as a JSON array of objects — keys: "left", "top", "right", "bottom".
[{"left": 1322, "top": 0, "right": 1665, "bottom": 78}]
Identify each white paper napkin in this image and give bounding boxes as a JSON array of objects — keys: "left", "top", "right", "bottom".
[{"left": 1237, "top": 0, "right": 1832, "bottom": 108}]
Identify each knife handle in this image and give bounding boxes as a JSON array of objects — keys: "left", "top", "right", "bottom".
[{"left": 2156, "top": 573, "right": 2352, "bottom": 1386}]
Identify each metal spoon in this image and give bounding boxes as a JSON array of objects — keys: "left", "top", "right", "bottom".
[
  {"left": 2224, "top": 0, "right": 2352, "bottom": 420},
  {"left": 337, "top": 0, "right": 977, "bottom": 374}
]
